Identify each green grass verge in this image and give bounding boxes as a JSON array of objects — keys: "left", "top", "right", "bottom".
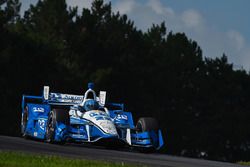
[
  {"left": 0, "top": 151, "right": 141, "bottom": 167},
  {"left": 238, "top": 161, "right": 250, "bottom": 166}
]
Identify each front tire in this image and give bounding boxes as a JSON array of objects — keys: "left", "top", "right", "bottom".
[
  {"left": 136, "top": 117, "right": 159, "bottom": 152},
  {"left": 136, "top": 117, "right": 159, "bottom": 132}
]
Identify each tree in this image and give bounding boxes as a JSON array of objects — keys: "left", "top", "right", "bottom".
[{"left": 1, "top": 0, "right": 250, "bottom": 162}]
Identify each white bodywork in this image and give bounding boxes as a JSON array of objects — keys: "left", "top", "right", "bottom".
[
  {"left": 49, "top": 85, "right": 118, "bottom": 136},
  {"left": 82, "top": 110, "right": 118, "bottom": 135},
  {"left": 69, "top": 109, "right": 118, "bottom": 135}
]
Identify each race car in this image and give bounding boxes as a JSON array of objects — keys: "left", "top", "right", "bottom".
[{"left": 21, "top": 83, "right": 164, "bottom": 151}]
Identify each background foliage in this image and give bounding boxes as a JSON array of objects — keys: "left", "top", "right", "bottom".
[{"left": 1, "top": 0, "right": 250, "bottom": 162}]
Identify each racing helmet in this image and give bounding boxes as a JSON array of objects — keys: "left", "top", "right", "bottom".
[{"left": 84, "top": 99, "right": 99, "bottom": 111}]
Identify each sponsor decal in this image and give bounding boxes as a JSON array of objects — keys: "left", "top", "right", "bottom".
[
  {"left": 116, "top": 114, "right": 128, "bottom": 120},
  {"left": 33, "top": 107, "right": 44, "bottom": 112},
  {"left": 89, "top": 112, "right": 107, "bottom": 117},
  {"left": 38, "top": 119, "right": 45, "bottom": 130},
  {"left": 99, "top": 121, "right": 117, "bottom": 134},
  {"left": 50, "top": 93, "right": 83, "bottom": 103},
  {"left": 89, "top": 112, "right": 111, "bottom": 121},
  {"left": 72, "top": 134, "right": 85, "bottom": 138},
  {"left": 84, "top": 111, "right": 117, "bottom": 135}
]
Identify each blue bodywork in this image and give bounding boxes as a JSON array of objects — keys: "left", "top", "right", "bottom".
[{"left": 21, "top": 83, "right": 164, "bottom": 150}]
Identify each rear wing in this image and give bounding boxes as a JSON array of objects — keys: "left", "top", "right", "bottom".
[
  {"left": 23, "top": 84, "right": 107, "bottom": 107},
  {"left": 43, "top": 86, "right": 84, "bottom": 105},
  {"left": 22, "top": 83, "right": 126, "bottom": 113},
  {"left": 47, "top": 92, "right": 84, "bottom": 105},
  {"left": 44, "top": 86, "right": 107, "bottom": 106}
]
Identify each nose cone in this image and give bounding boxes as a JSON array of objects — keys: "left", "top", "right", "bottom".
[
  {"left": 82, "top": 110, "right": 118, "bottom": 135},
  {"left": 99, "top": 121, "right": 118, "bottom": 135}
]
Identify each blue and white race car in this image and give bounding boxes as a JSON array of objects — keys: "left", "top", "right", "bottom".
[{"left": 21, "top": 83, "right": 164, "bottom": 151}]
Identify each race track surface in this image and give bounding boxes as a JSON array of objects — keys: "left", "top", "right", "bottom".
[{"left": 0, "top": 136, "right": 245, "bottom": 167}]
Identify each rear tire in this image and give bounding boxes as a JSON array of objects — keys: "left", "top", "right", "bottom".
[
  {"left": 21, "top": 107, "right": 28, "bottom": 137},
  {"left": 45, "top": 109, "right": 69, "bottom": 143}
]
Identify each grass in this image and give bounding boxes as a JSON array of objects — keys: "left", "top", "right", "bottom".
[
  {"left": 0, "top": 151, "right": 140, "bottom": 167},
  {"left": 238, "top": 161, "right": 250, "bottom": 166}
]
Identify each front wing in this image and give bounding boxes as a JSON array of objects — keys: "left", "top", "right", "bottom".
[{"left": 53, "top": 118, "right": 164, "bottom": 150}]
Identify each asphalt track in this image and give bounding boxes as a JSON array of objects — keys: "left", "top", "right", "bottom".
[{"left": 0, "top": 136, "right": 246, "bottom": 167}]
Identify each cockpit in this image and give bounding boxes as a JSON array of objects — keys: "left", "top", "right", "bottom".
[
  {"left": 80, "top": 83, "right": 100, "bottom": 112},
  {"left": 83, "top": 99, "right": 99, "bottom": 111}
]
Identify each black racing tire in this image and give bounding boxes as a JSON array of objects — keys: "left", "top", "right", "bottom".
[
  {"left": 136, "top": 117, "right": 159, "bottom": 132},
  {"left": 45, "top": 110, "right": 56, "bottom": 143},
  {"left": 21, "top": 107, "right": 28, "bottom": 137},
  {"left": 45, "top": 109, "right": 69, "bottom": 143},
  {"left": 136, "top": 117, "right": 159, "bottom": 153}
]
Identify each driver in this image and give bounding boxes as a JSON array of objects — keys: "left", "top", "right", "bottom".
[
  {"left": 69, "top": 99, "right": 100, "bottom": 118},
  {"left": 83, "top": 99, "right": 100, "bottom": 111}
]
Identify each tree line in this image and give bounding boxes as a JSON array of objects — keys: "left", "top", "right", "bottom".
[{"left": 1, "top": 0, "right": 250, "bottom": 162}]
